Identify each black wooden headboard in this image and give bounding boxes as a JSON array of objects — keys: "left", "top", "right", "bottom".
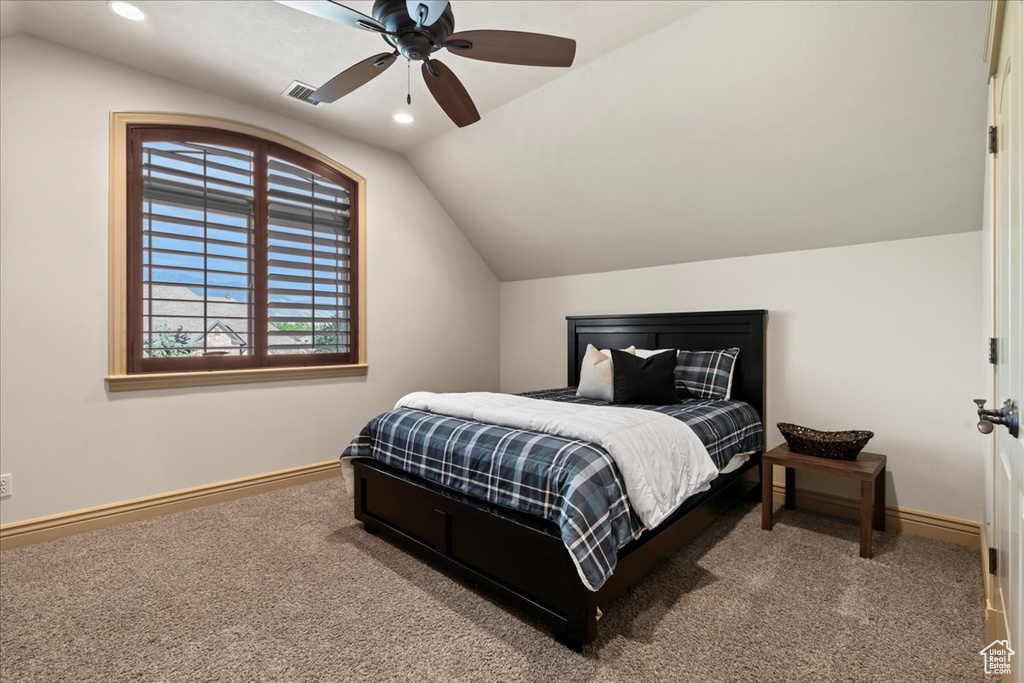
[{"left": 567, "top": 310, "right": 768, "bottom": 420}]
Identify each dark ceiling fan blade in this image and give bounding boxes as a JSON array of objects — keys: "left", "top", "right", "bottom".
[
  {"left": 312, "top": 52, "right": 398, "bottom": 103},
  {"left": 421, "top": 60, "right": 480, "bottom": 128},
  {"left": 445, "top": 30, "right": 576, "bottom": 67},
  {"left": 275, "top": 1, "right": 387, "bottom": 33},
  {"left": 406, "top": 0, "right": 448, "bottom": 27}
]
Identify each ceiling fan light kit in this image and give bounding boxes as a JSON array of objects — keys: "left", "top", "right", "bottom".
[{"left": 276, "top": 0, "right": 576, "bottom": 128}]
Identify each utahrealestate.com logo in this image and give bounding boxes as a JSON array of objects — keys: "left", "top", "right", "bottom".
[{"left": 980, "top": 640, "right": 1015, "bottom": 675}]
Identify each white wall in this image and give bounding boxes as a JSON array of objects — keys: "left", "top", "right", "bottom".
[
  {"left": 0, "top": 36, "right": 500, "bottom": 524},
  {"left": 501, "top": 233, "right": 984, "bottom": 521}
]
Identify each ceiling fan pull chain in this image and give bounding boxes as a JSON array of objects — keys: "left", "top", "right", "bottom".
[{"left": 406, "top": 59, "right": 412, "bottom": 105}]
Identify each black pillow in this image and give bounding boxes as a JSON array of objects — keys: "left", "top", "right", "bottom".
[{"left": 611, "top": 349, "right": 679, "bottom": 405}]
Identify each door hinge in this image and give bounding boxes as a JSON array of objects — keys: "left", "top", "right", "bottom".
[
  {"left": 989, "top": 337, "right": 998, "bottom": 365},
  {"left": 990, "top": 546, "right": 998, "bottom": 575},
  {"left": 989, "top": 126, "right": 998, "bottom": 154}
]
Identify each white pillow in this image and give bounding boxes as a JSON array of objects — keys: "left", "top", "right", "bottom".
[{"left": 576, "top": 344, "right": 636, "bottom": 402}]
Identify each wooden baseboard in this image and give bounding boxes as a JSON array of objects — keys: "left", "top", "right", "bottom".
[
  {"left": 772, "top": 484, "right": 980, "bottom": 547},
  {"left": 0, "top": 468, "right": 979, "bottom": 552},
  {"left": 0, "top": 461, "right": 341, "bottom": 550}
]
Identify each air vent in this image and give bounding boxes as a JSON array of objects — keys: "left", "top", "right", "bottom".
[{"left": 281, "top": 81, "right": 321, "bottom": 107}]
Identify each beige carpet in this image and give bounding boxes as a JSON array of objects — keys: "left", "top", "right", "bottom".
[{"left": 0, "top": 477, "right": 985, "bottom": 682}]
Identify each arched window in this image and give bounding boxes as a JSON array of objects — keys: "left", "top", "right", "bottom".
[{"left": 107, "top": 114, "right": 366, "bottom": 390}]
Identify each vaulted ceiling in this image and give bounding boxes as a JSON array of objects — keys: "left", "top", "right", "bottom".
[
  {"left": 408, "top": 0, "right": 990, "bottom": 280},
  {"left": 1, "top": 0, "right": 989, "bottom": 281}
]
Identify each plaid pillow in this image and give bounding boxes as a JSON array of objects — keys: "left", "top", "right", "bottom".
[{"left": 674, "top": 348, "right": 740, "bottom": 400}]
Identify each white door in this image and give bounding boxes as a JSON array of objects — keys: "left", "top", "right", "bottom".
[{"left": 990, "top": 1, "right": 1024, "bottom": 679}]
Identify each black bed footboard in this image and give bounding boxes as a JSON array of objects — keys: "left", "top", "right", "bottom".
[{"left": 352, "top": 455, "right": 761, "bottom": 650}]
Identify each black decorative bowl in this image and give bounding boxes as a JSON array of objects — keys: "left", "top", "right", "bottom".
[{"left": 777, "top": 423, "right": 874, "bottom": 460}]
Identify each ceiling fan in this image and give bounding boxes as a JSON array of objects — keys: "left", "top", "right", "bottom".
[{"left": 277, "top": 0, "right": 577, "bottom": 127}]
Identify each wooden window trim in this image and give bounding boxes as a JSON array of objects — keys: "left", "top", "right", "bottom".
[{"left": 106, "top": 113, "right": 367, "bottom": 392}]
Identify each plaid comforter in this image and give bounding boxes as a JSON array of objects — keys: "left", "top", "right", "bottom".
[{"left": 342, "top": 389, "right": 763, "bottom": 591}]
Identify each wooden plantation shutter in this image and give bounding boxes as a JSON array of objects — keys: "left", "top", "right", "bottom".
[
  {"left": 265, "top": 150, "right": 355, "bottom": 364},
  {"left": 126, "top": 125, "right": 359, "bottom": 374}
]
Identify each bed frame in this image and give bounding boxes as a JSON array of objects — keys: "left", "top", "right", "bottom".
[{"left": 351, "top": 310, "right": 768, "bottom": 650}]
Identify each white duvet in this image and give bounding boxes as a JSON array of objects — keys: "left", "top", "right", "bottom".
[{"left": 395, "top": 392, "right": 720, "bottom": 529}]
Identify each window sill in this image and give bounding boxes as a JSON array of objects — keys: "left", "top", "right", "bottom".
[{"left": 106, "top": 364, "right": 369, "bottom": 392}]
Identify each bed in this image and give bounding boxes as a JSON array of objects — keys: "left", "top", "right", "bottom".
[{"left": 343, "top": 310, "right": 767, "bottom": 650}]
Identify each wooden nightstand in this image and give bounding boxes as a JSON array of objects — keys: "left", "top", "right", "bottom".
[{"left": 761, "top": 444, "right": 887, "bottom": 558}]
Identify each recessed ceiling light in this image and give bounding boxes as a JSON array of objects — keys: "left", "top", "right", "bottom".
[
  {"left": 108, "top": 1, "right": 146, "bottom": 21},
  {"left": 393, "top": 112, "right": 414, "bottom": 124}
]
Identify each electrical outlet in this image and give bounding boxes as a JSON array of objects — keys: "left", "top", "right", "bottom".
[{"left": 0, "top": 474, "right": 11, "bottom": 498}]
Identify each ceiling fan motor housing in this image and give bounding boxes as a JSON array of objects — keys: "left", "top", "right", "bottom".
[{"left": 373, "top": 0, "right": 455, "bottom": 61}]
